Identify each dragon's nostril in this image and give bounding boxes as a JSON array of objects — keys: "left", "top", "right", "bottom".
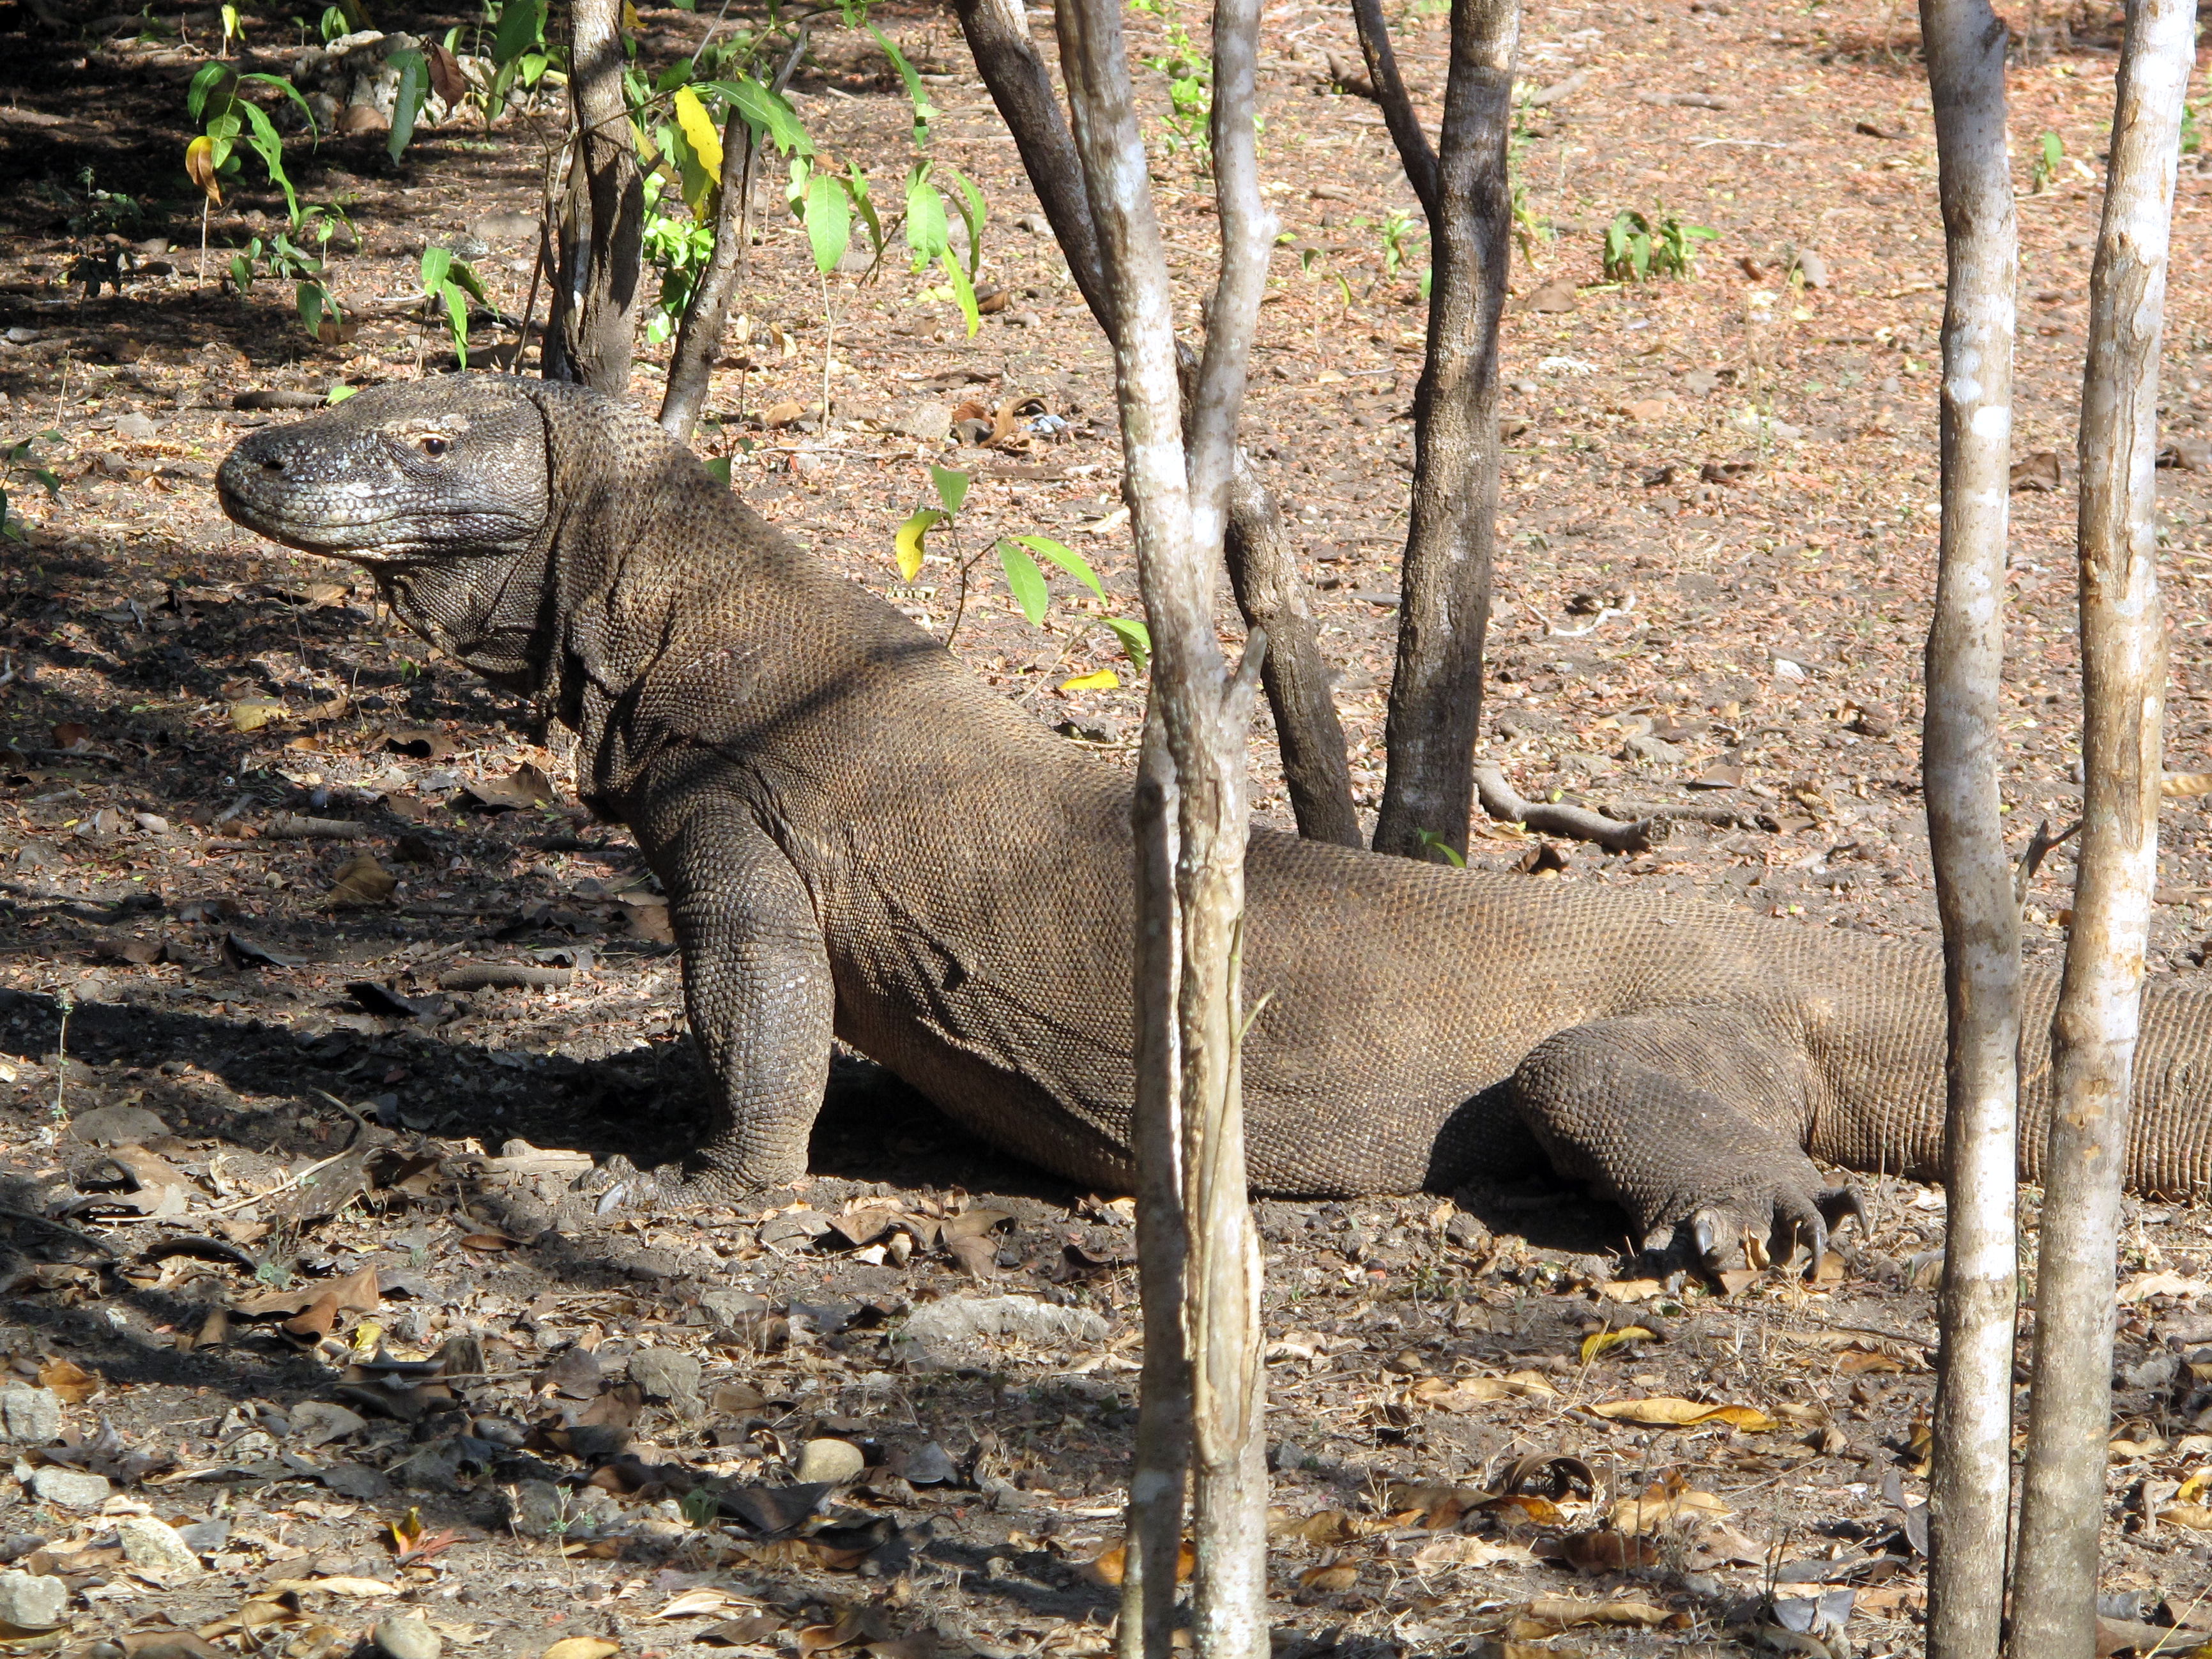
[{"left": 260, "top": 455, "right": 286, "bottom": 473}]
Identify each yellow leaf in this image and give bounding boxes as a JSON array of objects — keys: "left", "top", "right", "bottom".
[
  {"left": 1060, "top": 669, "right": 1118, "bottom": 692},
  {"left": 894, "top": 508, "right": 946, "bottom": 582},
  {"left": 1580, "top": 1325, "right": 1653, "bottom": 1365},
  {"left": 186, "top": 135, "right": 222, "bottom": 204},
  {"left": 2160, "top": 1502, "right": 2212, "bottom": 1531},
  {"left": 229, "top": 697, "right": 284, "bottom": 731},
  {"left": 349, "top": 1319, "right": 383, "bottom": 1355},
  {"left": 1591, "top": 1396, "right": 1776, "bottom": 1432},
  {"left": 673, "top": 86, "right": 724, "bottom": 183},
  {"left": 544, "top": 1640, "right": 620, "bottom": 1659},
  {"left": 618, "top": 0, "right": 639, "bottom": 30},
  {"left": 2179, "top": 1467, "right": 2211, "bottom": 1504}
]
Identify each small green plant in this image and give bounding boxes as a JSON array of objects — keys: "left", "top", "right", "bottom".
[
  {"left": 1604, "top": 209, "right": 1716, "bottom": 281},
  {"left": 1411, "top": 829, "right": 1466, "bottom": 868},
  {"left": 1130, "top": 0, "right": 1212, "bottom": 158},
  {"left": 1377, "top": 208, "right": 1421, "bottom": 280},
  {"left": 454, "top": 0, "right": 554, "bottom": 132},
  {"left": 2031, "top": 130, "right": 2064, "bottom": 192},
  {"left": 894, "top": 466, "right": 1150, "bottom": 674},
  {"left": 418, "top": 246, "right": 489, "bottom": 366},
  {"left": 0, "top": 432, "right": 63, "bottom": 544},
  {"left": 2184, "top": 102, "right": 2202, "bottom": 155},
  {"left": 639, "top": 174, "right": 717, "bottom": 346},
  {"left": 231, "top": 204, "right": 354, "bottom": 337}
]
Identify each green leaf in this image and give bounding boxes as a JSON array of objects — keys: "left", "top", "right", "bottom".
[
  {"left": 1101, "top": 616, "right": 1151, "bottom": 673},
  {"left": 325, "top": 383, "right": 358, "bottom": 403},
  {"left": 704, "top": 456, "right": 733, "bottom": 487},
  {"left": 939, "top": 248, "right": 979, "bottom": 337},
  {"left": 847, "top": 162, "right": 883, "bottom": 258},
  {"left": 240, "top": 72, "right": 319, "bottom": 141},
  {"left": 943, "top": 162, "right": 987, "bottom": 279},
  {"left": 1011, "top": 534, "right": 1104, "bottom": 601},
  {"left": 905, "top": 170, "right": 949, "bottom": 264},
  {"left": 188, "top": 61, "right": 233, "bottom": 121},
  {"left": 894, "top": 507, "right": 946, "bottom": 580},
  {"left": 229, "top": 252, "right": 254, "bottom": 291},
  {"left": 420, "top": 246, "right": 452, "bottom": 291},
  {"left": 999, "top": 541, "right": 1049, "bottom": 625},
  {"left": 439, "top": 280, "right": 471, "bottom": 366},
  {"left": 237, "top": 101, "right": 299, "bottom": 219},
  {"left": 492, "top": 0, "right": 545, "bottom": 66},
  {"left": 445, "top": 256, "right": 489, "bottom": 304},
  {"left": 804, "top": 170, "right": 850, "bottom": 275},
  {"left": 700, "top": 78, "right": 812, "bottom": 155},
  {"left": 387, "top": 47, "right": 427, "bottom": 162},
  {"left": 929, "top": 464, "right": 970, "bottom": 516},
  {"left": 869, "top": 25, "right": 934, "bottom": 143}
]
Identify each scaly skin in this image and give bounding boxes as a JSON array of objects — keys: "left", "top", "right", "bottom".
[{"left": 215, "top": 376, "right": 2212, "bottom": 1271}]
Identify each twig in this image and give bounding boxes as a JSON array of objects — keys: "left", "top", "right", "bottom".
[
  {"left": 201, "top": 1090, "right": 369, "bottom": 1217},
  {"left": 1474, "top": 763, "right": 1658, "bottom": 853},
  {"left": 2013, "top": 816, "right": 2082, "bottom": 906},
  {"left": 0, "top": 1204, "right": 116, "bottom": 1258}
]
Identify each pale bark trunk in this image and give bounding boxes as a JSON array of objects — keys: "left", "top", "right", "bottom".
[
  {"left": 2010, "top": 0, "right": 2191, "bottom": 1648},
  {"left": 951, "top": 0, "right": 1361, "bottom": 847},
  {"left": 1052, "top": 0, "right": 1271, "bottom": 1650},
  {"left": 1916, "top": 4, "right": 2022, "bottom": 1656},
  {"left": 1361, "top": 0, "right": 1518, "bottom": 862},
  {"left": 550, "top": 0, "right": 644, "bottom": 398}
]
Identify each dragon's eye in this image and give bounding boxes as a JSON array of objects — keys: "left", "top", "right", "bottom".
[{"left": 419, "top": 435, "right": 450, "bottom": 457}]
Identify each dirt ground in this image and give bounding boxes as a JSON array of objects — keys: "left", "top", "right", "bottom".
[{"left": 0, "top": 0, "right": 2210, "bottom": 1651}]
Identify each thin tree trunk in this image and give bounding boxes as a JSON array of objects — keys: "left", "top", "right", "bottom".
[
  {"left": 659, "top": 26, "right": 811, "bottom": 442},
  {"left": 553, "top": 0, "right": 645, "bottom": 398},
  {"left": 1916, "top": 3, "right": 2022, "bottom": 1656},
  {"left": 2010, "top": 0, "right": 2191, "bottom": 1648},
  {"left": 1362, "top": 0, "right": 1518, "bottom": 862},
  {"left": 951, "top": 0, "right": 1361, "bottom": 847},
  {"left": 1052, "top": 0, "right": 1272, "bottom": 1649}
]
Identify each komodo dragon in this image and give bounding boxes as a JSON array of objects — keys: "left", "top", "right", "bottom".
[{"left": 217, "top": 375, "right": 2212, "bottom": 1271}]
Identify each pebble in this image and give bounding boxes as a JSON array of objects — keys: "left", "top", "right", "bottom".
[
  {"left": 373, "top": 1614, "right": 443, "bottom": 1659},
  {"left": 0, "top": 1571, "right": 66, "bottom": 1630},
  {"left": 290, "top": 1401, "right": 367, "bottom": 1448},
  {"left": 901, "top": 402, "right": 954, "bottom": 444},
  {"left": 116, "top": 1516, "right": 202, "bottom": 1579},
  {"left": 0, "top": 1386, "right": 60, "bottom": 1444},
  {"left": 112, "top": 412, "right": 159, "bottom": 441},
  {"left": 27, "top": 1467, "right": 108, "bottom": 1510},
  {"left": 794, "top": 1437, "right": 866, "bottom": 1485},
  {"left": 1624, "top": 734, "right": 1689, "bottom": 765},
  {"left": 626, "top": 1347, "right": 702, "bottom": 1406},
  {"left": 895, "top": 1294, "right": 1111, "bottom": 1369}
]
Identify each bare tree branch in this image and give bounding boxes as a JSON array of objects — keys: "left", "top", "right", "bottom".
[
  {"left": 1473, "top": 763, "right": 1654, "bottom": 852},
  {"left": 1348, "top": 0, "right": 1440, "bottom": 213},
  {"left": 660, "top": 26, "right": 811, "bottom": 441},
  {"left": 2011, "top": 0, "right": 2190, "bottom": 1644},
  {"left": 950, "top": 0, "right": 1361, "bottom": 847},
  {"left": 1915, "top": 4, "right": 2022, "bottom": 1655}
]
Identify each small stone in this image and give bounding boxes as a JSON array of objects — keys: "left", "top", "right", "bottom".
[
  {"left": 1006, "top": 309, "right": 1043, "bottom": 328},
  {"left": 794, "top": 1437, "right": 866, "bottom": 1484},
  {"left": 112, "top": 412, "right": 158, "bottom": 441},
  {"left": 894, "top": 1294, "right": 1111, "bottom": 1369},
  {"left": 1789, "top": 247, "right": 1830, "bottom": 289},
  {"left": 0, "top": 1571, "right": 66, "bottom": 1630},
  {"left": 291, "top": 1401, "right": 367, "bottom": 1448},
  {"left": 700, "top": 1289, "right": 768, "bottom": 1327},
  {"left": 505, "top": 1479, "right": 570, "bottom": 1540},
  {"left": 1773, "top": 657, "right": 1808, "bottom": 682},
  {"left": 373, "top": 1614, "right": 443, "bottom": 1659},
  {"left": 1014, "top": 213, "right": 1049, "bottom": 233},
  {"left": 626, "top": 1347, "right": 702, "bottom": 1405},
  {"left": 761, "top": 399, "right": 805, "bottom": 429},
  {"left": 1622, "top": 397, "right": 1674, "bottom": 424},
  {"left": 471, "top": 211, "right": 539, "bottom": 243},
  {"left": 900, "top": 402, "right": 954, "bottom": 444},
  {"left": 29, "top": 1467, "right": 109, "bottom": 1510},
  {"left": 900, "top": 1441, "right": 957, "bottom": 1485},
  {"left": 1519, "top": 275, "right": 1578, "bottom": 314},
  {"left": 65, "top": 1104, "right": 169, "bottom": 1145},
  {"left": 116, "top": 1516, "right": 202, "bottom": 1579},
  {"left": 0, "top": 1386, "right": 60, "bottom": 1444},
  {"left": 1624, "top": 734, "right": 1689, "bottom": 766}
]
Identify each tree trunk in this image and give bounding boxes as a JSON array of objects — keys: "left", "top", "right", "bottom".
[
  {"left": 1362, "top": 0, "right": 1518, "bottom": 862},
  {"left": 659, "top": 26, "right": 811, "bottom": 443},
  {"left": 1916, "top": 4, "right": 2022, "bottom": 1656},
  {"left": 1051, "top": 0, "right": 1272, "bottom": 1649},
  {"left": 2010, "top": 0, "right": 2190, "bottom": 1648},
  {"left": 950, "top": 0, "right": 1361, "bottom": 847},
  {"left": 659, "top": 102, "right": 755, "bottom": 441},
  {"left": 551, "top": 0, "right": 644, "bottom": 398}
]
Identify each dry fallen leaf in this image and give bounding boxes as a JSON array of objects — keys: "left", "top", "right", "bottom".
[
  {"left": 1580, "top": 1325, "right": 1654, "bottom": 1364},
  {"left": 1408, "top": 1535, "right": 1538, "bottom": 1570},
  {"left": 1592, "top": 1396, "right": 1776, "bottom": 1431},
  {"left": 328, "top": 853, "right": 397, "bottom": 908},
  {"left": 1298, "top": 1559, "right": 1359, "bottom": 1594},
  {"left": 542, "top": 1641, "right": 620, "bottom": 1659},
  {"left": 36, "top": 1359, "right": 97, "bottom": 1403},
  {"left": 1514, "top": 1596, "right": 1672, "bottom": 1634}
]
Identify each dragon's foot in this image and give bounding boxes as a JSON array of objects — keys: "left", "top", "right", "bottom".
[
  {"left": 1639, "top": 1179, "right": 1866, "bottom": 1282},
  {"left": 570, "top": 1154, "right": 782, "bottom": 1214}
]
